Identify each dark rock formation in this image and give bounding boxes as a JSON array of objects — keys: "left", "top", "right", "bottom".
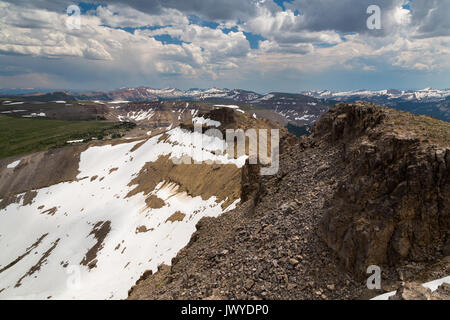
[{"left": 318, "top": 102, "right": 450, "bottom": 275}]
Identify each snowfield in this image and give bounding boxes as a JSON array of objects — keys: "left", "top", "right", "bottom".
[
  {"left": 0, "top": 122, "right": 244, "bottom": 300},
  {"left": 192, "top": 116, "right": 221, "bottom": 127}
]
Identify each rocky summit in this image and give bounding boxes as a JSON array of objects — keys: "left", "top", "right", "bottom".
[{"left": 128, "top": 102, "right": 449, "bottom": 300}]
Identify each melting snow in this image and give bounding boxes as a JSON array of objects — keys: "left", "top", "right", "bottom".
[
  {"left": 0, "top": 125, "right": 244, "bottom": 300},
  {"left": 192, "top": 116, "right": 221, "bottom": 127},
  {"left": 109, "top": 101, "right": 130, "bottom": 104},
  {"left": 0, "top": 110, "right": 26, "bottom": 114},
  {"left": 214, "top": 105, "right": 245, "bottom": 114},
  {"left": 125, "top": 109, "right": 155, "bottom": 121},
  {"left": 6, "top": 160, "right": 21, "bottom": 169},
  {"left": 22, "top": 113, "right": 46, "bottom": 118},
  {"left": 3, "top": 102, "right": 24, "bottom": 106}
]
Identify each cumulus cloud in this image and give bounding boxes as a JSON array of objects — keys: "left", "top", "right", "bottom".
[
  {"left": 1, "top": 0, "right": 261, "bottom": 21},
  {"left": 409, "top": 0, "right": 450, "bottom": 38},
  {"left": 0, "top": 0, "right": 448, "bottom": 91},
  {"left": 96, "top": 4, "right": 188, "bottom": 28}
]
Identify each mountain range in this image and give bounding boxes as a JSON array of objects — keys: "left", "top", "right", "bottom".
[
  {"left": 303, "top": 88, "right": 450, "bottom": 103},
  {"left": 3, "top": 87, "right": 450, "bottom": 125}
]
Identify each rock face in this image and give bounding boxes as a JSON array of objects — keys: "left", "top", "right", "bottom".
[
  {"left": 317, "top": 102, "right": 450, "bottom": 275},
  {"left": 127, "top": 102, "right": 449, "bottom": 300}
]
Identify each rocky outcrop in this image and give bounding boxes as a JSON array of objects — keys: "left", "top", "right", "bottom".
[
  {"left": 317, "top": 102, "right": 450, "bottom": 275},
  {"left": 389, "top": 282, "right": 450, "bottom": 300},
  {"left": 127, "top": 102, "right": 449, "bottom": 300}
]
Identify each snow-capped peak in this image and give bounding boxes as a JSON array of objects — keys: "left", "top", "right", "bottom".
[{"left": 302, "top": 88, "right": 450, "bottom": 102}]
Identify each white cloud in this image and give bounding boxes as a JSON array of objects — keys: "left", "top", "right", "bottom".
[
  {"left": 96, "top": 4, "right": 188, "bottom": 28},
  {"left": 0, "top": 0, "right": 448, "bottom": 90}
]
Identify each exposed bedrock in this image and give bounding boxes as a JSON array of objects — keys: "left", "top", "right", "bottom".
[{"left": 316, "top": 102, "right": 450, "bottom": 275}]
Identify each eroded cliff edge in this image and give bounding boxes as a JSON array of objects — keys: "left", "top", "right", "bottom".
[{"left": 128, "top": 102, "right": 449, "bottom": 300}]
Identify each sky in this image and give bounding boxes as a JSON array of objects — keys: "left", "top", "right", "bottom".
[{"left": 0, "top": 0, "right": 449, "bottom": 93}]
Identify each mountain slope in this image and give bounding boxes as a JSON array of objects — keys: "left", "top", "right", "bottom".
[
  {"left": 128, "top": 102, "right": 449, "bottom": 300},
  {"left": 0, "top": 108, "right": 280, "bottom": 299}
]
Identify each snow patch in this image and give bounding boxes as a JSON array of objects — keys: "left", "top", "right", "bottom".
[
  {"left": 0, "top": 128, "right": 244, "bottom": 300},
  {"left": 109, "top": 101, "right": 130, "bottom": 104},
  {"left": 22, "top": 113, "right": 46, "bottom": 118},
  {"left": 3, "top": 102, "right": 24, "bottom": 106},
  {"left": 7, "top": 160, "right": 21, "bottom": 169},
  {"left": 214, "top": 105, "right": 245, "bottom": 114},
  {"left": 192, "top": 116, "right": 221, "bottom": 127}
]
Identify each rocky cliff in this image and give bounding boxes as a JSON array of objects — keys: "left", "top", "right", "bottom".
[
  {"left": 316, "top": 102, "right": 449, "bottom": 275},
  {"left": 128, "top": 102, "right": 449, "bottom": 300}
]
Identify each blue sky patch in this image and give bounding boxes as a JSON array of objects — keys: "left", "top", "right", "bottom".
[
  {"left": 243, "top": 32, "right": 267, "bottom": 49},
  {"left": 314, "top": 43, "right": 338, "bottom": 48},
  {"left": 222, "top": 26, "right": 239, "bottom": 34},
  {"left": 154, "top": 34, "right": 186, "bottom": 45},
  {"left": 273, "top": 0, "right": 294, "bottom": 11},
  {"left": 100, "top": 25, "right": 169, "bottom": 34},
  {"left": 188, "top": 15, "right": 220, "bottom": 29},
  {"left": 76, "top": 2, "right": 104, "bottom": 14}
]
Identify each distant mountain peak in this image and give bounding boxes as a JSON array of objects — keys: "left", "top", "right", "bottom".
[{"left": 302, "top": 88, "right": 450, "bottom": 102}]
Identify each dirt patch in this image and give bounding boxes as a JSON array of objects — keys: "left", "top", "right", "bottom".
[
  {"left": 0, "top": 194, "right": 21, "bottom": 210},
  {"left": 15, "top": 237, "right": 60, "bottom": 288},
  {"left": 157, "top": 133, "right": 170, "bottom": 144},
  {"left": 80, "top": 221, "right": 111, "bottom": 269},
  {"left": 166, "top": 211, "right": 186, "bottom": 223},
  {"left": 126, "top": 155, "right": 242, "bottom": 210},
  {"left": 109, "top": 168, "right": 118, "bottom": 174},
  {"left": 41, "top": 207, "right": 57, "bottom": 216},
  {"left": 0, "top": 233, "right": 48, "bottom": 275},
  {"left": 130, "top": 139, "right": 147, "bottom": 153},
  {"left": 22, "top": 190, "right": 38, "bottom": 206},
  {"left": 145, "top": 195, "right": 165, "bottom": 209},
  {"left": 90, "top": 175, "right": 98, "bottom": 182},
  {"left": 0, "top": 145, "right": 84, "bottom": 199},
  {"left": 136, "top": 225, "right": 153, "bottom": 234}
]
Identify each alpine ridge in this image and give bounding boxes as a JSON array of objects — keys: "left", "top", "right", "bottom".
[{"left": 128, "top": 102, "right": 449, "bottom": 300}]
